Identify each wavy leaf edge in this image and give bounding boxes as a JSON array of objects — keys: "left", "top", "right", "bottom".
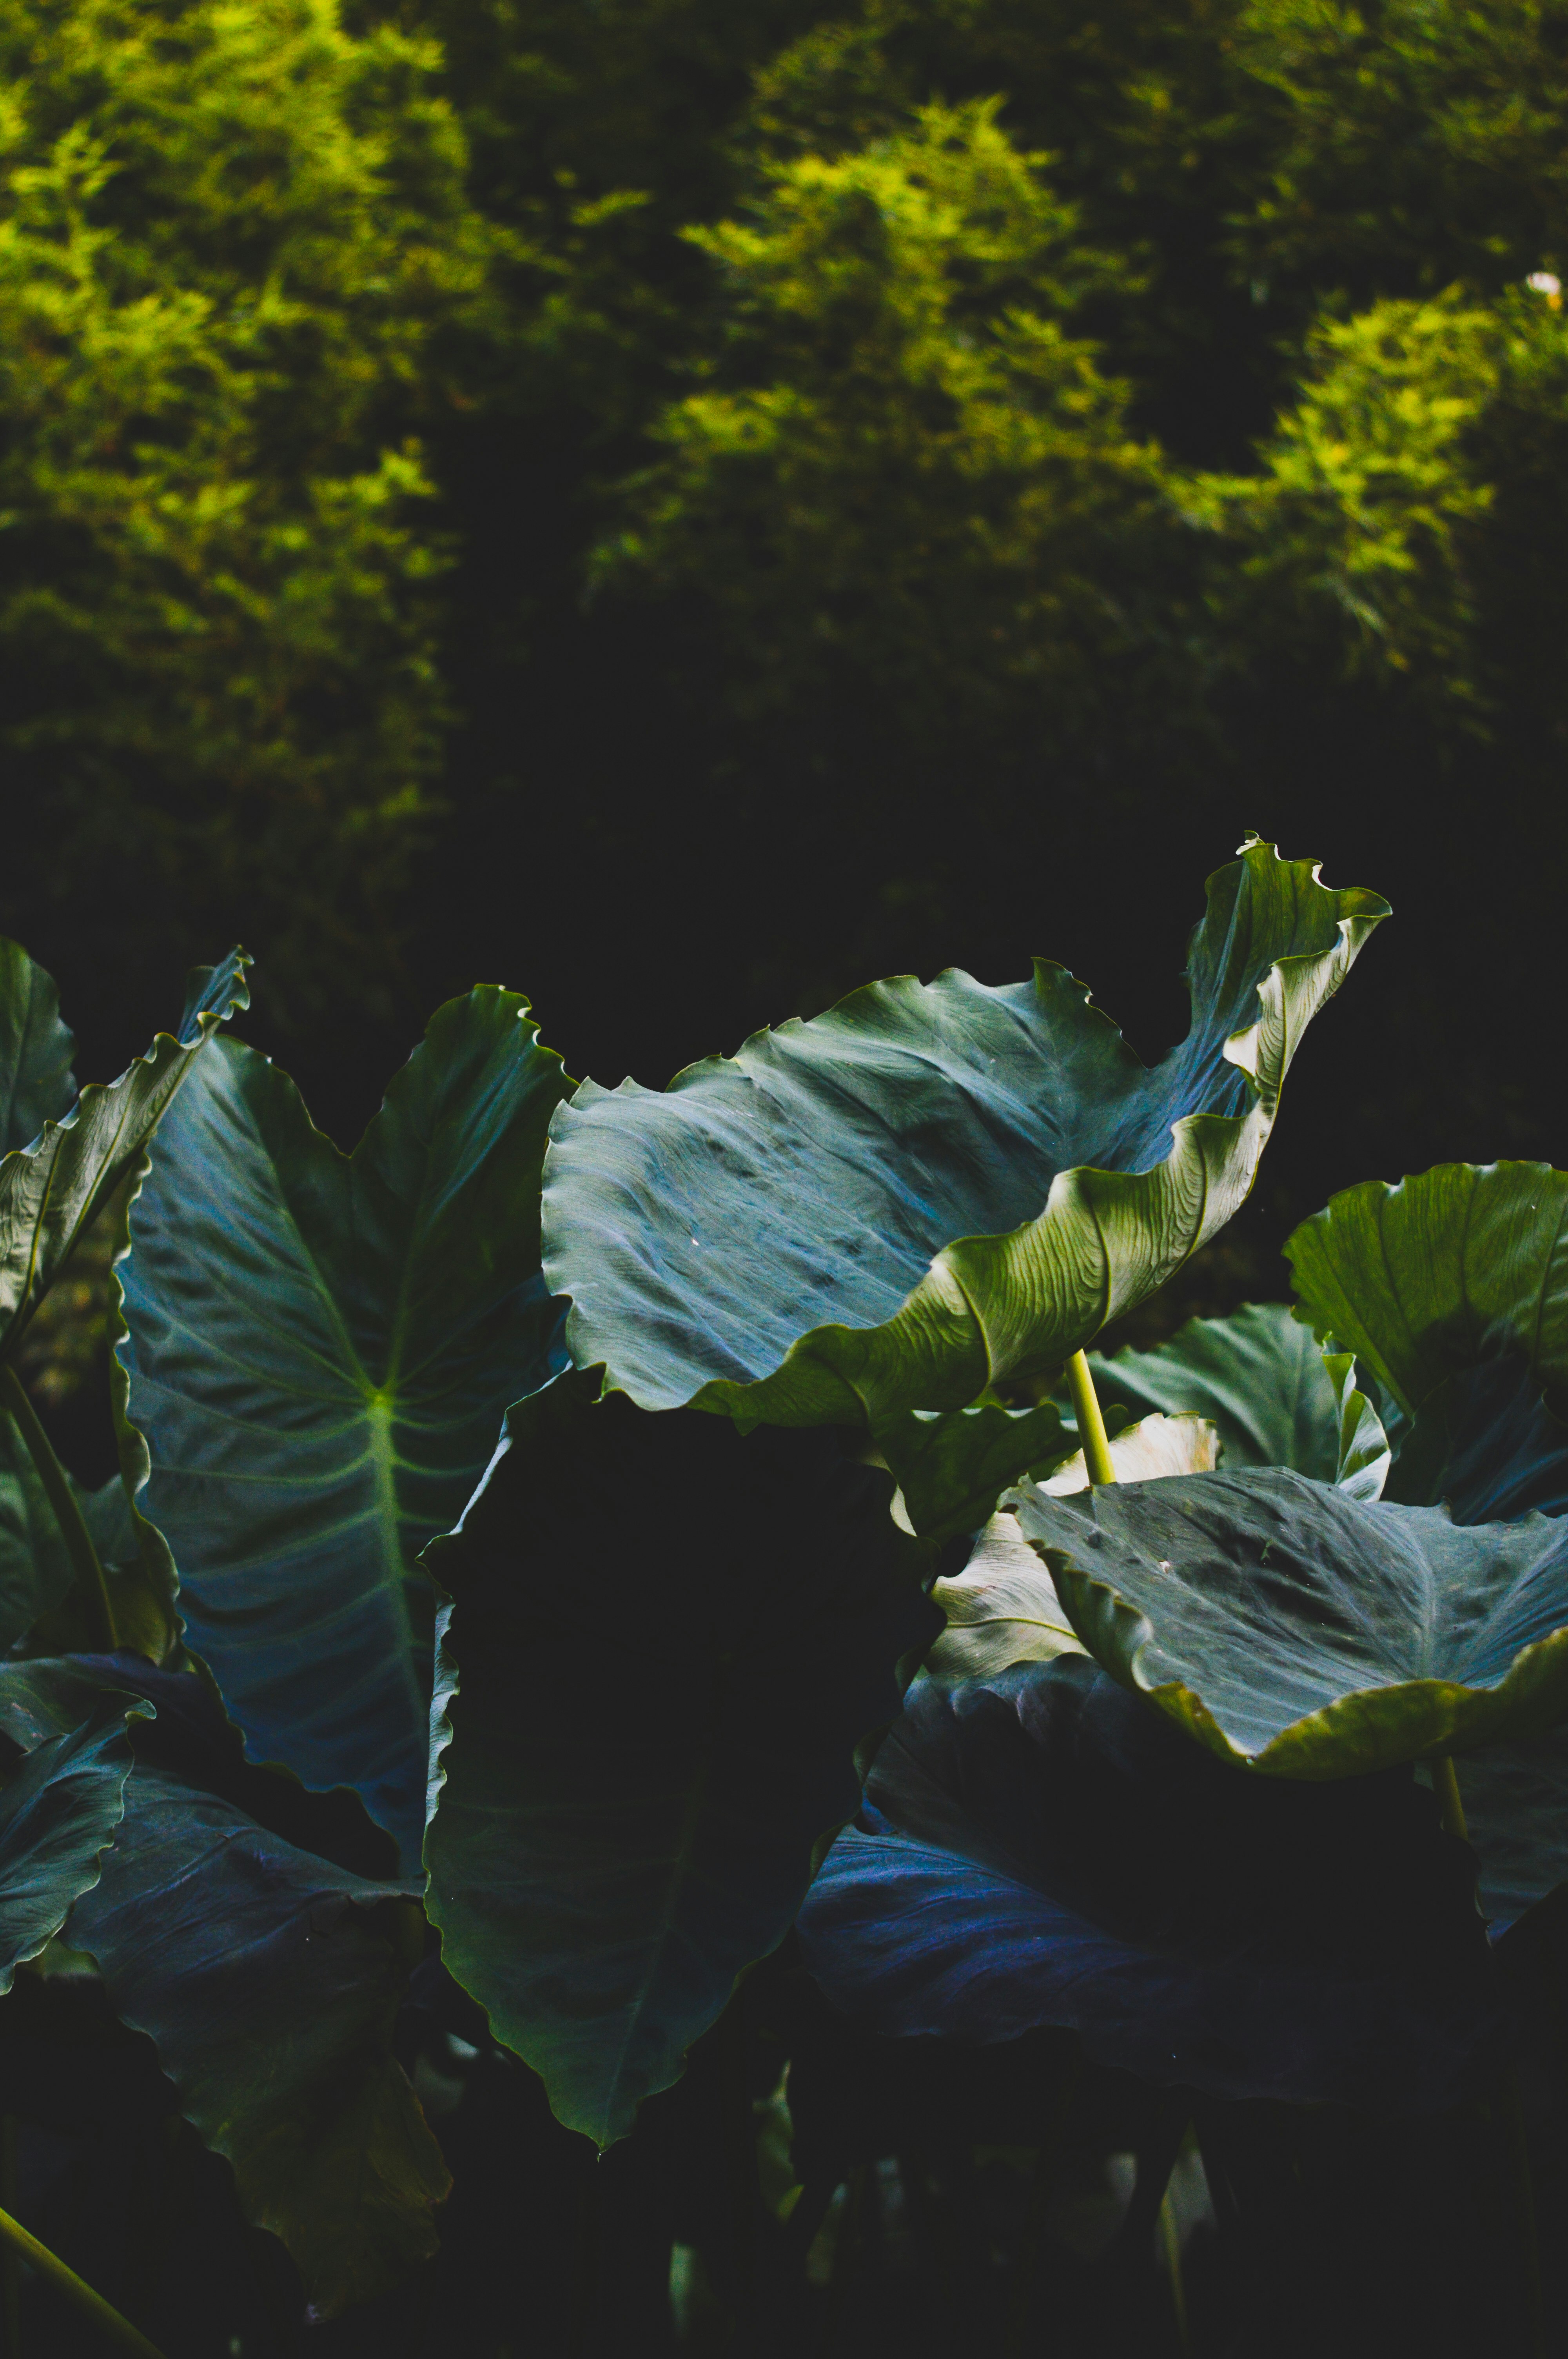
[
  {"left": 1017, "top": 1499, "right": 1568, "bottom": 1779},
  {"left": 546, "top": 843, "right": 1388, "bottom": 1538}
]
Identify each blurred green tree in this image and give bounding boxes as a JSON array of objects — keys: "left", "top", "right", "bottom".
[
  {"left": 593, "top": 102, "right": 1195, "bottom": 749},
  {"left": 0, "top": 0, "right": 485, "bottom": 1030}
]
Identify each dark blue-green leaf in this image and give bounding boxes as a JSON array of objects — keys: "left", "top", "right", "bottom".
[
  {"left": 797, "top": 1657, "right": 1503, "bottom": 2109},
  {"left": 0, "top": 1699, "right": 133, "bottom": 1990},
  {"left": 0, "top": 1656, "right": 446, "bottom": 2317},
  {"left": 543, "top": 841, "right": 1386, "bottom": 1538},
  {"left": 118, "top": 990, "right": 570, "bottom": 1866},
  {"left": 1014, "top": 1468, "right": 1568, "bottom": 1774}
]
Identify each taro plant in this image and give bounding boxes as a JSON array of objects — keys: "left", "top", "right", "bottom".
[{"left": 7, "top": 831, "right": 1568, "bottom": 2354}]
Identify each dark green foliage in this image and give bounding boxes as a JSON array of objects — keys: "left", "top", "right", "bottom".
[
  {"left": 117, "top": 989, "right": 570, "bottom": 1865},
  {"left": 0, "top": 1698, "right": 134, "bottom": 1990},
  {"left": 1015, "top": 1467, "right": 1568, "bottom": 1773},
  {"left": 425, "top": 1371, "right": 941, "bottom": 2144},
  {"left": 0, "top": 947, "right": 249, "bottom": 1364},
  {"left": 544, "top": 838, "right": 1385, "bottom": 1537},
  {"left": 0, "top": 1653, "right": 448, "bottom": 2316},
  {"left": 798, "top": 1654, "right": 1503, "bottom": 2106},
  {"left": 1088, "top": 1300, "right": 1343, "bottom": 1479}
]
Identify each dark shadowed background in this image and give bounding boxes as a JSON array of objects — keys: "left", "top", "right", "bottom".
[{"left": 5, "top": 0, "right": 1565, "bottom": 1322}]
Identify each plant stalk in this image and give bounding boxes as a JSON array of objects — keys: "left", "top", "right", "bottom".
[
  {"left": 0, "top": 2204, "right": 165, "bottom": 2359},
  {"left": 1427, "top": 1752, "right": 1467, "bottom": 1843},
  {"left": 0, "top": 1365, "right": 116, "bottom": 1652},
  {"left": 1065, "top": 1350, "right": 1116, "bottom": 1487}
]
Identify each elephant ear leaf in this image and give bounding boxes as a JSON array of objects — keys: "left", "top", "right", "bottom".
[
  {"left": 424, "top": 1370, "right": 940, "bottom": 2146},
  {"left": 0, "top": 1698, "right": 134, "bottom": 1990},
  {"left": 544, "top": 840, "right": 1386, "bottom": 1540},
  {"left": 0, "top": 1657, "right": 447, "bottom": 2317},
  {"left": 0, "top": 938, "right": 76, "bottom": 1158},
  {"left": 1012, "top": 1467, "right": 1568, "bottom": 1776},
  {"left": 118, "top": 988, "right": 571, "bottom": 1868},
  {"left": 0, "top": 949, "right": 249, "bottom": 1363},
  {"left": 1287, "top": 1163, "right": 1568, "bottom": 1519}
]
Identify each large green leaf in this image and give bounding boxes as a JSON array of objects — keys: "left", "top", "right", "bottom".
[
  {"left": 0, "top": 937, "right": 76, "bottom": 1157},
  {"left": 543, "top": 839, "right": 1387, "bottom": 1538},
  {"left": 1287, "top": 1162, "right": 1568, "bottom": 1515},
  {"left": 0, "top": 1656, "right": 448, "bottom": 2316},
  {"left": 0, "top": 1699, "right": 134, "bottom": 1990},
  {"left": 118, "top": 990, "right": 570, "bottom": 1866},
  {"left": 0, "top": 949, "right": 249, "bottom": 1363},
  {"left": 1012, "top": 1468, "right": 1568, "bottom": 1776},
  {"left": 1087, "top": 1301, "right": 1343, "bottom": 1477},
  {"left": 424, "top": 1370, "right": 940, "bottom": 2146}
]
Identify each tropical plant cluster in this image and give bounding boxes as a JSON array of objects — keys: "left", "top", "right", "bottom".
[{"left": 2, "top": 837, "right": 1568, "bottom": 2354}]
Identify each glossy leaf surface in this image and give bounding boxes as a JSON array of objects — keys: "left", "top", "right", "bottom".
[
  {"left": 0, "top": 949, "right": 249, "bottom": 1362},
  {"left": 0, "top": 1700, "right": 133, "bottom": 1990},
  {"left": 0, "top": 1656, "right": 446, "bottom": 2316},
  {"left": 425, "top": 1371, "right": 940, "bottom": 2145},
  {"left": 1014, "top": 1468, "right": 1568, "bottom": 1774},
  {"left": 119, "top": 991, "right": 570, "bottom": 1865},
  {"left": 798, "top": 1656, "right": 1503, "bottom": 2109},
  {"left": 544, "top": 841, "right": 1386, "bottom": 1536}
]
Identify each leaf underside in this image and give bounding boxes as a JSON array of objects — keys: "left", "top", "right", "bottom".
[
  {"left": 797, "top": 1656, "right": 1503, "bottom": 2111},
  {"left": 1287, "top": 1162, "right": 1568, "bottom": 1519}
]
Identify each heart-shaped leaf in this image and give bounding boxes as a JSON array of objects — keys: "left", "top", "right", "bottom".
[
  {"left": 1013, "top": 1468, "right": 1568, "bottom": 1775},
  {"left": 0, "top": 1656, "right": 448, "bottom": 2317},
  {"left": 0, "top": 949, "right": 249, "bottom": 1363},
  {"left": 543, "top": 840, "right": 1387, "bottom": 1539},
  {"left": 118, "top": 990, "right": 570, "bottom": 1865},
  {"left": 424, "top": 1370, "right": 940, "bottom": 2145},
  {"left": 0, "top": 1699, "right": 134, "bottom": 1990},
  {"left": 796, "top": 1656, "right": 1503, "bottom": 2109},
  {"left": 0, "top": 937, "right": 76, "bottom": 1158},
  {"left": 1287, "top": 1163, "right": 1568, "bottom": 1516}
]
